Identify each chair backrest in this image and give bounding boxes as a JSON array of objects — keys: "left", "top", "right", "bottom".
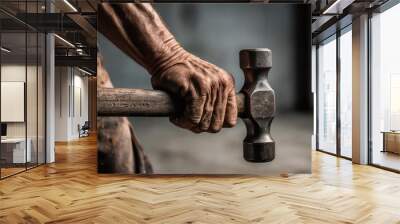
[{"left": 82, "top": 121, "right": 90, "bottom": 129}]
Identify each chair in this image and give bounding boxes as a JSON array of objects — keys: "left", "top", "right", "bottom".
[{"left": 78, "top": 121, "right": 90, "bottom": 138}]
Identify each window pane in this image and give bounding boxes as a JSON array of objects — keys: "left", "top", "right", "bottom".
[
  {"left": 318, "top": 37, "right": 337, "bottom": 154},
  {"left": 0, "top": 0, "right": 46, "bottom": 179},
  {"left": 38, "top": 32, "right": 45, "bottom": 165},
  {"left": 1, "top": 31, "right": 27, "bottom": 177},
  {"left": 340, "top": 29, "right": 352, "bottom": 158},
  {"left": 371, "top": 3, "right": 400, "bottom": 171},
  {"left": 27, "top": 31, "right": 38, "bottom": 169},
  {"left": 26, "top": 0, "right": 41, "bottom": 169}
]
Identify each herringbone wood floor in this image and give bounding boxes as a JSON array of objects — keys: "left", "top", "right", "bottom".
[{"left": 1, "top": 135, "right": 400, "bottom": 224}]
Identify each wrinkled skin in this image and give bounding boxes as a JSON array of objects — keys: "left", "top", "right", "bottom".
[
  {"left": 99, "top": 3, "right": 237, "bottom": 133},
  {"left": 98, "top": 3, "right": 237, "bottom": 173},
  {"left": 151, "top": 50, "right": 237, "bottom": 133}
]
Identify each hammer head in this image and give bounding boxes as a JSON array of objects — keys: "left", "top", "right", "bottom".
[{"left": 240, "top": 49, "right": 275, "bottom": 162}]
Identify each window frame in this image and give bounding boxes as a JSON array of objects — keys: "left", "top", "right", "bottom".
[
  {"left": 367, "top": 0, "right": 400, "bottom": 173},
  {"left": 0, "top": 0, "right": 47, "bottom": 180},
  {"left": 315, "top": 24, "right": 353, "bottom": 161}
]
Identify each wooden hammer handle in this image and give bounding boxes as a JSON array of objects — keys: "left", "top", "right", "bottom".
[{"left": 97, "top": 87, "right": 245, "bottom": 117}]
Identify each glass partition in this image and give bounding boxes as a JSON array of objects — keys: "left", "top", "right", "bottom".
[
  {"left": 38, "top": 32, "right": 45, "bottom": 165},
  {"left": 0, "top": 1, "right": 46, "bottom": 179},
  {"left": 27, "top": 31, "right": 38, "bottom": 169},
  {"left": 317, "top": 36, "right": 337, "bottom": 154},
  {"left": 26, "top": 0, "right": 42, "bottom": 169},
  {"left": 339, "top": 28, "right": 352, "bottom": 158},
  {"left": 1, "top": 31, "right": 28, "bottom": 177},
  {"left": 370, "top": 3, "right": 400, "bottom": 171}
]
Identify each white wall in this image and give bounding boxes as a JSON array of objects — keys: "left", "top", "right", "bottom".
[
  {"left": 1, "top": 65, "right": 40, "bottom": 138},
  {"left": 72, "top": 73, "right": 89, "bottom": 138},
  {"left": 54, "top": 67, "right": 89, "bottom": 141},
  {"left": 1, "top": 63, "right": 46, "bottom": 164},
  {"left": 55, "top": 66, "right": 69, "bottom": 141},
  {"left": 1, "top": 82, "right": 25, "bottom": 122},
  {"left": 1, "top": 65, "right": 26, "bottom": 136}
]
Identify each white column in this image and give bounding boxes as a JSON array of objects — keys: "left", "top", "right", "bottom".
[
  {"left": 46, "top": 33, "right": 55, "bottom": 163},
  {"left": 352, "top": 14, "right": 369, "bottom": 164},
  {"left": 45, "top": 1, "right": 55, "bottom": 163},
  {"left": 54, "top": 67, "right": 73, "bottom": 141}
]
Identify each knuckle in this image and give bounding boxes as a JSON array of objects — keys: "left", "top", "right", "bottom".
[
  {"left": 215, "top": 103, "right": 225, "bottom": 113},
  {"left": 196, "top": 78, "right": 211, "bottom": 95},
  {"left": 200, "top": 113, "right": 212, "bottom": 130},
  {"left": 211, "top": 77, "right": 221, "bottom": 89},
  {"left": 225, "top": 73, "right": 235, "bottom": 85},
  {"left": 186, "top": 106, "right": 202, "bottom": 123},
  {"left": 189, "top": 116, "right": 201, "bottom": 124},
  {"left": 226, "top": 88, "right": 235, "bottom": 97},
  {"left": 188, "top": 113, "right": 202, "bottom": 124},
  {"left": 198, "top": 74, "right": 209, "bottom": 82},
  {"left": 219, "top": 73, "right": 234, "bottom": 88},
  {"left": 179, "top": 81, "right": 190, "bottom": 95},
  {"left": 206, "top": 103, "right": 214, "bottom": 111},
  {"left": 199, "top": 123, "right": 210, "bottom": 131},
  {"left": 204, "top": 85, "right": 212, "bottom": 95},
  {"left": 180, "top": 84, "right": 190, "bottom": 95},
  {"left": 190, "top": 95, "right": 205, "bottom": 106},
  {"left": 207, "top": 76, "right": 218, "bottom": 87},
  {"left": 219, "top": 78, "right": 229, "bottom": 89},
  {"left": 225, "top": 118, "right": 237, "bottom": 127},
  {"left": 200, "top": 126, "right": 209, "bottom": 132},
  {"left": 206, "top": 103, "right": 214, "bottom": 113},
  {"left": 210, "top": 122, "right": 222, "bottom": 133}
]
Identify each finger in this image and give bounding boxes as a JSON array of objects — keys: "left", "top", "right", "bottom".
[
  {"left": 199, "top": 84, "right": 217, "bottom": 131},
  {"left": 209, "top": 85, "right": 228, "bottom": 133},
  {"left": 184, "top": 84, "right": 206, "bottom": 124},
  {"left": 170, "top": 116, "right": 202, "bottom": 133},
  {"left": 224, "top": 89, "right": 237, "bottom": 127},
  {"left": 199, "top": 94, "right": 213, "bottom": 131}
]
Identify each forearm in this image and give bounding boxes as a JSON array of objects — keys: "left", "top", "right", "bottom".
[
  {"left": 98, "top": 3, "right": 237, "bottom": 133},
  {"left": 98, "top": 3, "right": 187, "bottom": 76}
]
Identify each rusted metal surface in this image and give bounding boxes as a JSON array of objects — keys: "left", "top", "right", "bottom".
[{"left": 239, "top": 49, "right": 275, "bottom": 162}]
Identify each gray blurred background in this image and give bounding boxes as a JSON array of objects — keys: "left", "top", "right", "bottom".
[{"left": 98, "top": 3, "right": 312, "bottom": 174}]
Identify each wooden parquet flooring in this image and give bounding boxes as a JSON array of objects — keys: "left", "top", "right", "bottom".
[
  {"left": 1, "top": 134, "right": 400, "bottom": 223},
  {"left": 0, "top": 167, "right": 26, "bottom": 178}
]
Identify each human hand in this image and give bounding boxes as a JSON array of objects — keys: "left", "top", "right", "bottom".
[{"left": 150, "top": 49, "right": 237, "bottom": 133}]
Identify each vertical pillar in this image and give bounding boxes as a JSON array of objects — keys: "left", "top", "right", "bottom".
[
  {"left": 88, "top": 76, "right": 97, "bottom": 133},
  {"left": 352, "top": 14, "right": 369, "bottom": 164},
  {"left": 54, "top": 67, "right": 73, "bottom": 141},
  {"left": 312, "top": 45, "right": 317, "bottom": 150},
  {"left": 337, "top": 30, "right": 341, "bottom": 156},
  {"left": 46, "top": 1, "right": 55, "bottom": 163}
]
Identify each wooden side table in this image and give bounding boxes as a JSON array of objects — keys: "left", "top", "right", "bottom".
[{"left": 382, "top": 131, "right": 400, "bottom": 154}]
